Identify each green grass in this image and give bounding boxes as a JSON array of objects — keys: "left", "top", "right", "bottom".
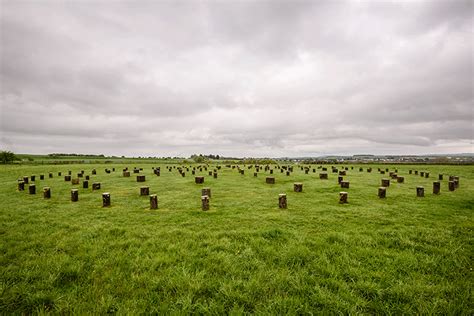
[{"left": 1, "top": 164, "right": 473, "bottom": 314}]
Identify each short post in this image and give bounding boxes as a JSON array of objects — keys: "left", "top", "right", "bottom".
[
  {"left": 319, "top": 173, "right": 328, "bottom": 179},
  {"left": 137, "top": 175, "right": 146, "bottom": 182},
  {"left": 254, "top": 172, "right": 258, "bottom": 177},
  {"left": 92, "top": 183, "right": 101, "bottom": 190},
  {"left": 18, "top": 181, "right": 25, "bottom": 191},
  {"left": 83, "top": 180, "right": 89, "bottom": 189},
  {"left": 266, "top": 177, "right": 275, "bottom": 184},
  {"left": 102, "top": 193, "right": 111, "bottom": 207},
  {"left": 65, "top": 175, "right": 71, "bottom": 181},
  {"left": 381, "top": 179, "right": 390, "bottom": 187},
  {"left": 294, "top": 183, "right": 303, "bottom": 192},
  {"left": 29, "top": 184, "right": 36, "bottom": 195},
  {"left": 378, "top": 187, "right": 386, "bottom": 198},
  {"left": 213, "top": 172, "right": 217, "bottom": 179},
  {"left": 123, "top": 171, "right": 130, "bottom": 177},
  {"left": 339, "top": 192, "right": 348, "bottom": 204},
  {"left": 71, "top": 178, "right": 80, "bottom": 185},
  {"left": 40, "top": 174, "right": 44, "bottom": 180},
  {"left": 341, "top": 181, "right": 350, "bottom": 189},
  {"left": 195, "top": 176, "right": 204, "bottom": 184},
  {"left": 31, "top": 175, "right": 36, "bottom": 181},
  {"left": 396, "top": 176, "right": 404, "bottom": 183},
  {"left": 438, "top": 174, "right": 443, "bottom": 181},
  {"left": 202, "top": 187, "right": 211, "bottom": 198},
  {"left": 425, "top": 172, "right": 429, "bottom": 178},
  {"left": 416, "top": 186, "right": 424, "bottom": 197},
  {"left": 448, "top": 181, "right": 455, "bottom": 191},
  {"left": 150, "top": 194, "right": 158, "bottom": 209},
  {"left": 433, "top": 181, "right": 440, "bottom": 195},
  {"left": 71, "top": 189, "right": 79, "bottom": 202},
  {"left": 43, "top": 187, "right": 51, "bottom": 199},
  {"left": 201, "top": 195, "right": 210, "bottom": 211},
  {"left": 49, "top": 172, "right": 53, "bottom": 178},
  {"left": 278, "top": 194, "right": 287, "bottom": 209},
  {"left": 23, "top": 176, "right": 29, "bottom": 184},
  {"left": 140, "top": 186, "right": 149, "bottom": 196}
]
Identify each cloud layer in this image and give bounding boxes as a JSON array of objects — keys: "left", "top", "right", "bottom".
[{"left": 1, "top": 0, "right": 472, "bottom": 157}]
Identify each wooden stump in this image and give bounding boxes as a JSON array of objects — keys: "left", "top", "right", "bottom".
[
  {"left": 367, "top": 168, "right": 372, "bottom": 173},
  {"left": 85, "top": 175, "right": 90, "bottom": 180},
  {"left": 448, "top": 181, "right": 455, "bottom": 191},
  {"left": 433, "top": 181, "right": 440, "bottom": 194},
  {"left": 71, "top": 189, "right": 79, "bottom": 202},
  {"left": 58, "top": 172, "right": 62, "bottom": 176},
  {"left": 416, "top": 186, "right": 424, "bottom": 197},
  {"left": 140, "top": 186, "right": 149, "bottom": 196},
  {"left": 409, "top": 170, "right": 412, "bottom": 174},
  {"left": 414, "top": 170, "right": 418, "bottom": 175},
  {"left": 286, "top": 171, "right": 290, "bottom": 176},
  {"left": 71, "top": 178, "right": 80, "bottom": 185},
  {"left": 43, "top": 187, "right": 51, "bottom": 199},
  {"left": 195, "top": 176, "right": 204, "bottom": 184},
  {"left": 340, "top": 181, "right": 349, "bottom": 189},
  {"left": 266, "top": 177, "right": 275, "bottom": 184},
  {"left": 294, "top": 183, "right": 303, "bottom": 192},
  {"left": 92, "top": 183, "right": 101, "bottom": 190},
  {"left": 40, "top": 174, "right": 44, "bottom": 180},
  {"left": 134, "top": 169, "right": 139, "bottom": 174},
  {"left": 65, "top": 175, "right": 71, "bottom": 182},
  {"left": 123, "top": 171, "right": 130, "bottom": 177},
  {"left": 380, "top": 171, "right": 385, "bottom": 174},
  {"left": 137, "top": 175, "right": 146, "bottom": 182},
  {"left": 209, "top": 171, "right": 213, "bottom": 176},
  {"left": 213, "top": 172, "right": 217, "bottom": 179},
  {"left": 396, "top": 176, "right": 404, "bottom": 183},
  {"left": 338, "top": 176, "right": 343, "bottom": 184},
  {"left": 438, "top": 174, "right": 443, "bottom": 180},
  {"left": 181, "top": 172, "right": 185, "bottom": 177},
  {"left": 390, "top": 173, "right": 398, "bottom": 180},
  {"left": 420, "top": 172, "right": 425, "bottom": 177},
  {"left": 18, "top": 181, "right": 25, "bottom": 191},
  {"left": 102, "top": 193, "right": 111, "bottom": 207},
  {"left": 381, "top": 179, "right": 390, "bottom": 187},
  {"left": 319, "top": 173, "right": 328, "bottom": 180},
  {"left": 425, "top": 172, "right": 429, "bottom": 178},
  {"left": 23, "top": 176, "right": 29, "bottom": 184},
  {"left": 77, "top": 173, "right": 83, "bottom": 178},
  {"left": 270, "top": 170, "right": 273, "bottom": 174},
  {"left": 92, "top": 169, "right": 97, "bottom": 175},
  {"left": 378, "top": 187, "right": 386, "bottom": 198},
  {"left": 339, "top": 192, "right": 348, "bottom": 204},
  {"left": 202, "top": 187, "right": 211, "bottom": 198},
  {"left": 68, "top": 171, "right": 72, "bottom": 175},
  {"left": 29, "top": 184, "right": 36, "bottom": 195},
  {"left": 278, "top": 194, "right": 287, "bottom": 209},
  {"left": 339, "top": 170, "right": 346, "bottom": 176},
  {"left": 454, "top": 177, "right": 459, "bottom": 188},
  {"left": 49, "top": 172, "right": 53, "bottom": 178},
  {"left": 201, "top": 195, "right": 210, "bottom": 211},
  {"left": 83, "top": 180, "right": 89, "bottom": 189},
  {"left": 150, "top": 194, "right": 158, "bottom": 209}
]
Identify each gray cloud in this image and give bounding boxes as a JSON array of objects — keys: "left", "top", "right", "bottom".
[{"left": 1, "top": 0, "right": 472, "bottom": 157}]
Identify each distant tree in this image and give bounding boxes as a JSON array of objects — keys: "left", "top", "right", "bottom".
[{"left": 0, "top": 150, "right": 18, "bottom": 164}]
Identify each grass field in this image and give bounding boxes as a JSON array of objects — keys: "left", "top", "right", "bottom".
[{"left": 1, "top": 163, "right": 473, "bottom": 314}]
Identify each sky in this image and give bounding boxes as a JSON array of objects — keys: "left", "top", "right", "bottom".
[{"left": 0, "top": 0, "right": 473, "bottom": 158}]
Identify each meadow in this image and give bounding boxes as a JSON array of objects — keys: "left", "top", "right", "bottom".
[{"left": 1, "top": 162, "right": 473, "bottom": 314}]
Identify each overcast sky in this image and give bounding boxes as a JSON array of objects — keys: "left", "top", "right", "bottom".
[{"left": 1, "top": 0, "right": 472, "bottom": 157}]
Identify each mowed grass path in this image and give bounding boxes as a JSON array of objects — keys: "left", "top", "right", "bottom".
[{"left": 1, "top": 164, "right": 473, "bottom": 314}]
